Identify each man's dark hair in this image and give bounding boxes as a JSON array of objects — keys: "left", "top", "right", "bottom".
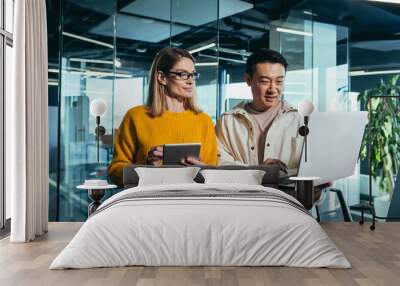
[{"left": 246, "top": 49, "right": 288, "bottom": 77}]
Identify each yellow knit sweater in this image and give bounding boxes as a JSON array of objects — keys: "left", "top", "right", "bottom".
[{"left": 108, "top": 105, "right": 218, "bottom": 185}]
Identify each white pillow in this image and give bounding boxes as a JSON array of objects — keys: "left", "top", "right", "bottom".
[
  {"left": 135, "top": 167, "right": 201, "bottom": 186},
  {"left": 200, "top": 169, "right": 266, "bottom": 185}
]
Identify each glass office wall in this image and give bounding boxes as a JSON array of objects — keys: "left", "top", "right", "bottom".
[
  {"left": 57, "top": 0, "right": 116, "bottom": 221},
  {"left": 217, "top": 1, "right": 255, "bottom": 113},
  {"left": 111, "top": 0, "right": 162, "bottom": 130},
  {"left": 350, "top": 24, "right": 400, "bottom": 220},
  {"left": 53, "top": 0, "right": 360, "bottom": 221},
  {"left": 170, "top": 0, "right": 219, "bottom": 121},
  {"left": 364, "top": 96, "right": 400, "bottom": 220},
  {"left": 270, "top": 1, "right": 351, "bottom": 220},
  {"left": 271, "top": 2, "right": 313, "bottom": 106},
  {"left": 311, "top": 22, "right": 354, "bottom": 220}
]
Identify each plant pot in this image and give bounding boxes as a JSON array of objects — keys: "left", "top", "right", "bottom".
[{"left": 374, "top": 194, "right": 391, "bottom": 218}]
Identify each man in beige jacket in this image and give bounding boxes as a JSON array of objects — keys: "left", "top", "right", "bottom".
[{"left": 216, "top": 49, "right": 303, "bottom": 176}]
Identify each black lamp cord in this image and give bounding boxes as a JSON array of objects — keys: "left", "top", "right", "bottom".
[
  {"left": 96, "top": 116, "right": 100, "bottom": 163},
  {"left": 304, "top": 116, "right": 308, "bottom": 162},
  {"left": 298, "top": 116, "right": 309, "bottom": 162}
]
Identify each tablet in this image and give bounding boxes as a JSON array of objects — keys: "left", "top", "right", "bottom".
[{"left": 163, "top": 143, "right": 201, "bottom": 165}]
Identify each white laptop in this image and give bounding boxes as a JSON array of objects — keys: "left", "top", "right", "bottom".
[{"left": 296, "top": 111, "right": 368, "bottom": 186}]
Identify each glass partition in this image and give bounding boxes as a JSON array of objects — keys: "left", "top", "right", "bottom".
[
  {"left": 361, "top": 91, "right": 400, "bottom": 220},
  {"left": 112, "top": 0, "right": 170, "bottom": 129},
  {"left": 52, "top": 0, "right": 366, "bottom": 222},
  {"left": 270, "top": 2, "right": 314, "bottom": 106},
  {"left": 56, "top": 0, "right": 318, "bottom": 221},
  {"left": 350, "top": 10, "right": 400, "bottom": 221},
  {"left": 273, "top": 1, "right": 357, "bottom": 220},
  {"left": 171, "top": 0, "right": 219, "bottom": 121},
  {"left": 58, "top": 0, "right": 116, "bottom": 221},
  {"left": 217, "top": 0, "right": 253, "bottom": 114}
]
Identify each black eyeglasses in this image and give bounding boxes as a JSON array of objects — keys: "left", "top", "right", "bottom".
[{"left": 168, "top": 71, "right": 200, "bottom": 80}]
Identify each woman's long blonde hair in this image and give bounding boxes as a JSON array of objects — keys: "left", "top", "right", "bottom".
[{"left": 147, "top": 47, "right": 202, "bottom": 117}]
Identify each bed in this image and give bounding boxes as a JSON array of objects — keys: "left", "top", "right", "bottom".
[{"left": 50, "top": 165, "right": 350, "bottom": 269}]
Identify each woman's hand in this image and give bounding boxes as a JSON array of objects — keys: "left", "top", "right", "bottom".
[
  {"left": 147, "top": 146, "right": 163, "bottom": 166},
  {"left": 180, "top": 156, "right": 206, "bottom": 166}
]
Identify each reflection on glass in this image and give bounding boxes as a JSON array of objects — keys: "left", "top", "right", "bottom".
[
  {"left": 58, "top": 0, "right": 116, "bottom": 221},
  {"left": 171, "top": 0, "right": 219, "bottom": 122},
  {"left": 272, "top": 6, "right": 313, "bottom": 106},
  {"left": 114, "top": 77, "right": 145, "bottom": 128},
  {"left": 217, "top": 1, "right": 258, "bottom": 114},
  {"left": 113, "top": 0, "right": 168, "bottom": 130}
]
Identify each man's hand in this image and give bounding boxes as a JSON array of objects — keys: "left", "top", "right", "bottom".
[
  {"left": 263, "top": 158, "right": 288, "bottom": 174},
  {"left": 314, "top": 182, "right": 333, "bottom": 203},
  {"left": 180, "top": 156, "right": 206, "bottom": 166},
  {"left": 315, "top": 182, "right": 333, "bottom": 190},
  {"left": 147, "top": 146, "right": 163, "bottom": 166}
]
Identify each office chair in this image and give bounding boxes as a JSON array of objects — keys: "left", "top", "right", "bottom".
[
  {"left": 314, "top": 188, "right": 352, "bottom": 222},
  {"left": 352, "top": 167, "right": 400, "bottom": 230},
  {"left": 280, "top": 182, "right": 352, "bottom": 222}
]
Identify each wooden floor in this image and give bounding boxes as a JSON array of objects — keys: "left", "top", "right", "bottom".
[{"left": 0, "top": 222, "right": 399, "bottom": 286}]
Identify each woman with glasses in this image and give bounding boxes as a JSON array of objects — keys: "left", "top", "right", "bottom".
[{"left": 108, "top": 47, "right": 218, "bottom": 186}]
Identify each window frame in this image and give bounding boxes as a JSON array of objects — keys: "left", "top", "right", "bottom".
[{"left": 0, "top": 0, "right": 13, "bottom": 231}]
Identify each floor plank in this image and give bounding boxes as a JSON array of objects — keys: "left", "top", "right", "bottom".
[{"left": 0, "top": 222, "right": 399, "bottom": 286}]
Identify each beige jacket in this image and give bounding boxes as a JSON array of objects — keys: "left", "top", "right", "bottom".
[{"left": 216, "top": 101, "right": 304, "bottom": 175}]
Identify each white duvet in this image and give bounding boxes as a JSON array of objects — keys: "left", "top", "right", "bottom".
[{"left": 50, "top": 183, "right": 351, "bottom": 269}]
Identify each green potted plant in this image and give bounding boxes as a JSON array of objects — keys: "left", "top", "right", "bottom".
[{"left": 357, "top": 74, "right": 400, "bottom": 216}]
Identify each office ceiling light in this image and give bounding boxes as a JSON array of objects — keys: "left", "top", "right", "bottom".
[
  {"left": 136, "top": 47, "right": 147, "bottom": 53},
  {"left": 217, "top": 56, "right": 246, "bottom": 64},
  {"left": 195, "top": 62, "right": 219, "bottom": 66},
  {"left": 66, "top": 58, "right": 122, "bottom": 67},
  {"left": 48, "top": 67, "right": 131, "bottom": 78},
  {"left": 189, "top": 43, "right": 216, "bottom": 54},
  {"left": 218, "top": 47, "right": 251, "bottom": 57},
  {"left": 350, "top": 69, "right": 400, "bottom": 76},
  {"left": 198, "top": 53, "right": 246, "bottom": 64},
  {"left": 303, "top": 10, "right": 318, "bottom": 16},
  {"left": 171, "top": 41, "right": 183, "bottom": 47},
  {"left": 366, "top": 0, "right": 400, "bottom": 4},
  {"left": 276, "top": 27, "right": 313, "bottom": 37},
  {"left": 69, "top": 70, "right": 132, "bottom": 78},
  {"left": 63, "top": 31, "right": 114, "bottom": 49},
  {"left": 70, "top": 58, "right": 113, "bottom": 64}
]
